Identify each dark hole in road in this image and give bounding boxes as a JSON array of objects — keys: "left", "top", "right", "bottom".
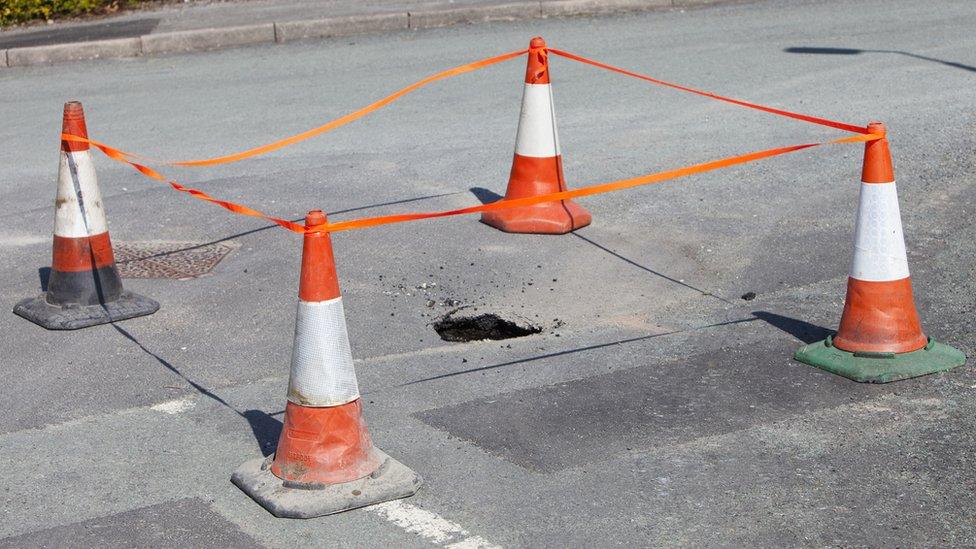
[{"left": 434, "top": 313, "right": 541, "bottom": 342}]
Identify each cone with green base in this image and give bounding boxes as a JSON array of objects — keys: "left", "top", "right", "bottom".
[
  {"left": 795, "top": 335, "right": 965, "bottom": 384},
  {"left": 793, "top": 122, "right": 965, "bottom": 383}
]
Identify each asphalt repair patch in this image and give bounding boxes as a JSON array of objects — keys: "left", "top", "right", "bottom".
[
  {"left": 414, "top": 339, "right": 884, "bottom": 472},
  {"left": 0, "top": 498, "right": 262, "bottom": 549}
]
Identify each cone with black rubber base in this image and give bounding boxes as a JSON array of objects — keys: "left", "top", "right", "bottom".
[
  {"left": 794, "top": 123, "right": 965, "bottom": 382},
  {"left": 13, "top": 101, "right": 158, "bottom": 330},
  {"left": 232, "top": 211, "right": 421, "bottom": 518}
]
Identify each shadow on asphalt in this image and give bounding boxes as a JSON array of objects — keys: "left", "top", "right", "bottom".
[
  {"left": 37, "top": 267, "right": 51, "bottom": 292},
  {"left": 570, "top": 232, "right": 734, "bottom": 306},
  {"left": 468, "top": 186, "right": 733, "bottom": 305},
  {"left": 241, "top": 409, "right": 283, "bottom": 457},
  {"left": 751, "top": 310, "right": 832, "bottom": 344},
  {"left": 469, "top": 186, "right": 503, "bottom": 204},
  {"left": 110, "top": 323, "right": 283, "bottom": 456},
  {"left": 784, "top": 46, "right": 976, "bottom": 73},
  {"left": 80, "top": 190, "right": 468, "bottom": 455},
  {"left": 393, "top": 316, "right": 759, "bottom": 388},
  {"left": 134, "top": 189, "right": 469, "bottom": 260}
]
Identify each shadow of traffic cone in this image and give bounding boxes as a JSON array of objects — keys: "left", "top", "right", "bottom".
[
  {"left": 232, "top": 210, "right": 421, "bottom": 518},
  {"left": 13, "top": 101, "right": 159, "bottom": 330},
  {"left": 481, "top": 36, "right": 592, "bottom": 234},
  {"left": 794, "top": 122, "right": 965, "bottom": 382}
]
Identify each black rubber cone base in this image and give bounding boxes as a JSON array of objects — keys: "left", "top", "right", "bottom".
[
  {"left": 232, "top": 449, "right": 422, "bottom": 519},
  {"left": 13, "top": 291, "right": 160, "bottom": 330}
]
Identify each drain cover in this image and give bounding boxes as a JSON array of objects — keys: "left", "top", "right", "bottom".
[{"left": 114, "top": 241, "right": 238, "bottom": 279}]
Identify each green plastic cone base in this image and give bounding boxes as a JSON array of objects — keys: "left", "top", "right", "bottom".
[{"left": 794, "top": 335, "right": 966, "bottom": 383}]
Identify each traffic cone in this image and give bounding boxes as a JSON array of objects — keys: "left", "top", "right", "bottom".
[
  {"left": 794, "top": 122, "right": 965, "bottom": 382},
  {"left": 13, "top": 101, "right": 159, "bottom": 330},
  {"left": 481, "top": 36, "right": 592, "bottom": 234},
  {"left": 232, "top": 210, "right": 421, "bottom": 518}
]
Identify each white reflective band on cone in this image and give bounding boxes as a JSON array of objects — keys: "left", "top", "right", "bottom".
[
  {"left": 287, "top": 298, "right": 360, "bottom": 407},
  {"left": 850, "top": 181, "right": 910, "bottom": 281},
  {"left": 54, "top": 150, "right": 108, "bottom": 238},
  {"left": 514, "top": 83, "right": 561, "bottom": 158}
]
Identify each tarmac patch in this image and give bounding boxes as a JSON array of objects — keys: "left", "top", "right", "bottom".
[
  {"left": 415, "top": 339, "right": 881, "bottom": 472},
  {"left": 0, "top": 498, "right": 260, "bottom": 548}
]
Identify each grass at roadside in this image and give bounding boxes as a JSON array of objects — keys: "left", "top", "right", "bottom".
[{"left": 1, "top": 0, "right": 165, "bottom": 28}]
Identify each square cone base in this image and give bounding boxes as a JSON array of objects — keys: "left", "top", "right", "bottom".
[
  {"left": 480, "top": 201, "right": 591, "bottom": 235},
  {"left": 13, "top": 291, "right": 160, "bottom": 330},
  {"left": 231, "top": 449, "right": 422, "bottom": 519},
  {"left": 794, "top": 335, "right": 966, "bottom": 383}
]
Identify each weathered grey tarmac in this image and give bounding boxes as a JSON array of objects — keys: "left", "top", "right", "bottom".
[{"left": 1, "top": 0, "right": 975, "bottom": 546}]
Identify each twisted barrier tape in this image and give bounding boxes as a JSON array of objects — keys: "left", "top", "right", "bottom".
[
  {"left": 115, "top": 49, "right": 529, "bottom": 167},
  {"left": 62, "top": 45, "right": 882, "bottom": 234},
  {"left": 63, "top": 132, "right": 880, "bottom": 234},
  {"left": 546, "top": 49, "right": 869, "bottom": 135}
]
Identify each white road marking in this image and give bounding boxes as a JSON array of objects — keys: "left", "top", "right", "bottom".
[
  {"left": 150, "top": 397, "right": 195, "bottom": 414},
  {"left": 369, "top": 500, "right": 500, "bottom": 548},
  {"left": 0, "top": 233, "right": 47, "bottom": 247}
]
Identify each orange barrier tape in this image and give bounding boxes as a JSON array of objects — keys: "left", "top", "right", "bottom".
[
  {"left": 114, "top": 49, "right": 527, "bottom": 167},
  {"left": 64, "top": 132, "right": 881, "bottom": 235},
  {"left": 62, "top": 41, "right": 885, "bottom": 235},
  {"left": 65, "top": 134, "right": 306, "bottom": 232},
  {"left": 547, "top": 48, "right": 869, "bottom": 135},
  {"left": 311, "top": 133, "right": 880, "bottom": 233},
  {"left": 104, "top": 46, "right": 867, "bottom": 169}
]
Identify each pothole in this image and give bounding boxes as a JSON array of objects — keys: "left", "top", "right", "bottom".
[{"left": 433, "top": 312, "right": 542, "bottom": 342}]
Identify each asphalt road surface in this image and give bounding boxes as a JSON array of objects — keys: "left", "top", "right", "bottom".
[{"left": 2, "top": 0, "right": 975, "bottom": 546}]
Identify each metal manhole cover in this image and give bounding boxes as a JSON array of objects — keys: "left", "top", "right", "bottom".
[{"left": 114, "top": 241, "right": 239, "bottom": 279}]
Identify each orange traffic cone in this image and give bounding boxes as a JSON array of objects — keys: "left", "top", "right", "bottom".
[
  {"left": 14, "top": 101, "right": 158, "bottom": 330},
  {"left": 481, "top": 36, "right": 592, "bottom": 234},
  {"left": 232, "top": 211, "right": 421, "bottom": 518},
  {"left": 794, "top": 122, "right": 964, "bottom": 382}
]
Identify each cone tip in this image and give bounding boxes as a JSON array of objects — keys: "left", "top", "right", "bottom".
[
  {"left": 299, "top": 210, "right": 340, "bottom": 301},
  {"left": 861, "top": 121, "right": 894, "bottom": 183},
  {"left": 306, "top": 209, "right": 327, "bottom": 228},
  {"left": 61, "top": 101, "right": 89, "bottom": 152},
  {"left": 525, "top": 37, "right": 550, "bottom": 84},
  {"left": 63, "top": 101, "right": 85, "bottom": 120}
]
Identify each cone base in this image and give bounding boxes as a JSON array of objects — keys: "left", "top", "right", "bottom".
[
  {"left": 232, "top": 449, "right": 422, "bottom": 519},
  {"left": 794, "top": 335, "right": 965, "bottom": 384},
  {"left": 13, "top": 291, "right": 159, "bottom": 330},
  {"left": 481, "top": 200, "right": 591, "bottom": 235}
]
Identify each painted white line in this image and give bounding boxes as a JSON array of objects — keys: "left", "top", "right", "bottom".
[
  {"left": 369, "top": 500, "right": 500, "bottom": 548},
  {"left": 446, "top": 536, "right": 500, "bottom": 549},
  {"left": 150, "top": 397, "right": 195, "bottom": 415},
  {"left": 0, "top": 233, "right": 47, "bottom": 247}
]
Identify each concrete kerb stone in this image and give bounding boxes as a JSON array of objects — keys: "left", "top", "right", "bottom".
[
  {"left": 274, "top": 13, "right": 408, "bottom": 43},
  {"left": 408, "top": 3, "right": 541, "bottom": 30},
  {"left": 672, "top": 0, "right": 740, "bottom": 5},
  {"left": 6, "top": 37, "right": 141, "bottom": 67},
  {"left": 541, "top": 0, "right": 670, "bottom": 16},
  {"left": 0, "top": 0, "right": 753, "bottom": 68},
  {"left": 141, "top": 24, "right": 275, "bottom": 54}
]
